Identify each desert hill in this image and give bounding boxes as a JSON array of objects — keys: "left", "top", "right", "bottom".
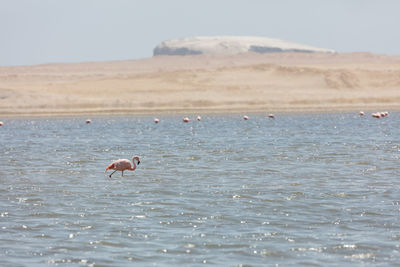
[{"left": 0, "top": 52, "right": 400, "bottom": 116}]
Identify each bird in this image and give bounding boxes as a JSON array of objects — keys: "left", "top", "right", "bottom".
[
  {"left": 86, "top": 119, "right": 92, "bottom": 124},
  {"left": 105, "top": 156, "right": 140, "bottom": 178},
  {"left": 359, "top": 111, "right": 365, "bottom": 116},
  {"left": 183, "top": 117, "right": 190, "bottom": 122},
  {"left": 243, "top": 115, "right": 249, "bottom": 120},
  {"left": 268, "top": 114, "right": 275, "bottom": 119},
  {"left": 154, "top": 118, "right": 159, "bottom": 123},
  {"left": 372, "top": 113, "right": 381, "bottom": 118},
  {"left": 0, "top": 121, "right": 3, "bottom": 126},
  {"left": 197, "top": 116, "right": 201, "bottom": 121}
]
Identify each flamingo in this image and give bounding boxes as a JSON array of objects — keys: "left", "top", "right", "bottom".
[
  {"left": 154, "top": 118, "right": 159, "bottom": 123},
  {"left": 183, "top": 117, "right": 190, "bottom": 123},
  {"left": 105, "top": 156, "right": 140, "bottom": 178},
  {"left": 243, "top": 115, "right": 249, "bottom": 120},
  {"left": 86, "top": 119, "right": 92, "bottom": 124},
  {"left": 372, "top": 113, "right": 381, "bottom": 118},
  {"left": 197, "top": 116, "right": 201, "bottom": 121},
  {"left": 0, "top": 121, "right": 3, "bottom": 126},
  {"left": 359, "top": 111, "right": 365, "bottom": 116},
  {"left": 268, "top": 114, "right": 275, "bottom": 119}
]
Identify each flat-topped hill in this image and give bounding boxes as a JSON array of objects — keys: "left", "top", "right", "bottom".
[{"left": 154, "top": 36, "right": 335, "bottom": 56}]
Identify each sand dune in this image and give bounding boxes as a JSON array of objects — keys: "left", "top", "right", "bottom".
[{"left": 1, "top": 52, "right": 400, "bottom": 116}]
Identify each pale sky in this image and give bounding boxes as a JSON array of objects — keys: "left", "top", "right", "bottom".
[{"left": 1, "top": 0, "right": 399, "bottom": 66}]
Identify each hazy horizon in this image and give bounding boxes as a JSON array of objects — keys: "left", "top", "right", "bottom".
[{"left": 1, "top": 0, "right": 400, "bottom": 66}]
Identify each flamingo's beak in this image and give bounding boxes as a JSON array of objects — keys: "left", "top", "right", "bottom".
[{"left": 137, "top": 161, "right": 140, "bottom": 165}]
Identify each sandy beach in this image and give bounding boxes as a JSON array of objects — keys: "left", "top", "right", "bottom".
[{"left": 1, "top": 52, "right": 400, "bottom": 117}]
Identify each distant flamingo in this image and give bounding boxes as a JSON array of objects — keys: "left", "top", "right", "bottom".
[
  {"left": 0, "top": 121, "right": 3, "bottom": 126},
  {"left": 86, "top": 119, "right": 92, "bottom": 124},
  {"left": 243, "top": 115, "right": 249, "bottom": 120},
  {"left": 183, "top": 117, "right": 190, "bottom": 123},
  {"left": 268, "top": 114, "right": 275, "bottom": 119},
  {"left": 359, "top": 111, "right": 365, "bottom": 116},
  {"left": 197, "top": 116, "right": 201, "bottom": 121},
  {"left": 372, "top": 113, "right": 381, "bottom": 118},
  {"left": 154, "top": 118, "right": 159, "bottom": 123},
  {"left": 105, "top": 156, "right": 140, "bottom": 178}
]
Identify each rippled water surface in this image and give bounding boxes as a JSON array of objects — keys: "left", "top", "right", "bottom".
[{"left": 1, "top": 113, "right": 400, "bottom": 266}]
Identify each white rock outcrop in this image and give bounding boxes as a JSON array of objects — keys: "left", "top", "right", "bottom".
[{"left": 153, "top": 36, "right": 335, "bottom": 56}]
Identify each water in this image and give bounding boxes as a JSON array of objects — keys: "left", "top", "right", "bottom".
[{"left": 1, "top": 113, "right": 400, "bottom": 266}]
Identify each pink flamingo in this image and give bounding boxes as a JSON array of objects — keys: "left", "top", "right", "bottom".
[
  {"left": 0, "top": 121, "right": 3, "bottom": 126},
  {"left": 86, "top": 119, "right": 92, "bottom": 124},
  {"left": 243, "top": 115, "right": 249, "bottom": 120},
  {"left": 268, "top": 114, "right": 275, "bottom": 119},
  {"left": 105, "top": 156, "right": 140, "bottom": 178},
  {"left": 197, "top": 116, "right": 201, "bottom": 121},
  {"left": 154, "top": 118, "right": 159, "bottom": 123},
  {"left": 359, "top": 111, "right": 364, "bottom": 116},
  {"left": 183, "top": 117, "right": 190, "bottom": 123},
  {"left": 372, "top": 113, "right": 381, "bottom": 118}
]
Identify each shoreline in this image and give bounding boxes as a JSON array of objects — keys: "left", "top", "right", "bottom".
[{"left": 2, "top": 104, "right": 399, "bottom": 119}]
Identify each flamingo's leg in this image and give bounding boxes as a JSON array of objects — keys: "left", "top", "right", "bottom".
[
  {"left": 109, "top": 170, "right": 117, "bottom": 178},
  {"left": 122, "top": 171, "right": 124, "bottom": 177}
]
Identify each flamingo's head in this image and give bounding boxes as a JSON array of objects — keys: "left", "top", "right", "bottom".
[{"left": 133, "top": 156, "right": 140, "bottom": 165}]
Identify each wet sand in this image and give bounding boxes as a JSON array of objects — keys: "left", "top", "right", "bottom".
[{"left": 1, "top": 52, "right": 400, "bottom": 117}]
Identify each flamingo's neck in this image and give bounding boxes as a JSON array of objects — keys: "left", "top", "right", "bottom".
[{"left": 131, "top": 159, "right": 137, "bottom": 171}]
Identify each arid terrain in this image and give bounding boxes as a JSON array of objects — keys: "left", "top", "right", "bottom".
[{"left": 1, "top": 52, "right": 400, "bottom": 116}]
